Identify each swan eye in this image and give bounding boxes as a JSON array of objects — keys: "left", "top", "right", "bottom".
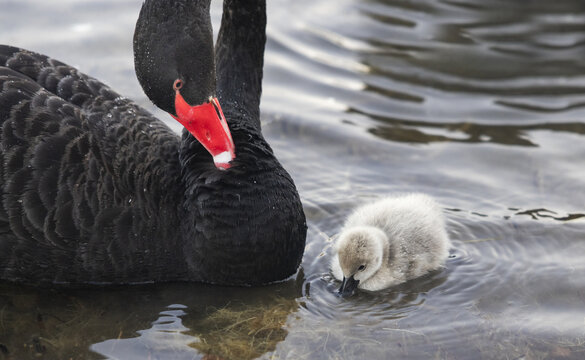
[
  {"left": 173, "top": 79, "right": 183, "bottom": 91},
  {"left": 358, "top": 265, "right": 366, "bottom": 271}
]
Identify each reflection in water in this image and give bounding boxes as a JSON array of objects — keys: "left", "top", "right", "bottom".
[
  {"left": 188, "top": 298, "right": 298, "bottom": 360},
  {"left": 349, "top": 106, "right": 585, "bottom": 146},
  {"left": 0, "top": 280, "right": 302, "bottom": 360},
  {"left": 91, "top": 298, "right": 299, "bottom": 360},
  {"left": 346, "top": 0, "right": 585, "bottom": 150},
  {"left": 92, "top": 305, "right": 199, "bottom": 360},
  {"left": 514, "top": 208, "right": 585, "bottom": 221},
  {"left": 0, "top": 283, "right": 148, "bottom": 359}
]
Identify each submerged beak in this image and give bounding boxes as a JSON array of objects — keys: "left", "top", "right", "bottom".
[
  {"left": 338, "top": 275, "right": 359, "bottom": 297},
  {"left": 172, "top": 82, "right": 235, "bottom": 170}
]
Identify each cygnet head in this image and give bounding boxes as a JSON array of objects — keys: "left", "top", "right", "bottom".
[{"left": 335, "top": 226, "right": 387, "bottom": 296}]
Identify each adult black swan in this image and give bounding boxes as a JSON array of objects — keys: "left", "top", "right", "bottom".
[{"left": 0, "top": 0, "right": 307, "bottom": 285}]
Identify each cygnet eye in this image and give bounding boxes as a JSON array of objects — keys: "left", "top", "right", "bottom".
[{"left": 358, "top": 264, "right": 366, "bottom": 271}]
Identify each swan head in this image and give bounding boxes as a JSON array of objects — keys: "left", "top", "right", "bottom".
[
  {"left": 335, "top": 226, "right": 386, "bottom": 296},
  {"left": 133, "top": 0, "right": 235, "bottom": 169}
]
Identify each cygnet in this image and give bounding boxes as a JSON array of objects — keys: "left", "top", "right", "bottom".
[{"left": 331, "top": 193, "right": 451, "bottom": 295}]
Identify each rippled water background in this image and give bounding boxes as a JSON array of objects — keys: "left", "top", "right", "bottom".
[{"left": 2, "top": 0, "right": 585, "bottom": 359}]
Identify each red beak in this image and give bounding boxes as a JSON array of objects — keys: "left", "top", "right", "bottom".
[{"left": 171, "top": 83, "right": 235, "bottom": 170}]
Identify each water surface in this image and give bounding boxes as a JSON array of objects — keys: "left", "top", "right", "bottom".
[{"left": 1, "top": 0, "right": 585, "bottom": 359}]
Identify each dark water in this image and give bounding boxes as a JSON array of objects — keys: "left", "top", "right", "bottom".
[{"left": 2, "top": 0, "right": 585, "bottom": 359}]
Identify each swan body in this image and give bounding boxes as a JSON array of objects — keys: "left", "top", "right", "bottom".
[
  {"left": 331, "top": 194, "right": 450, "bottom": 294},
  {"left": 0, "top": 0, "right": 306, "bottom": 285}
]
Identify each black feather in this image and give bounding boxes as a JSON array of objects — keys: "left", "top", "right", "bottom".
[{"left": 0, "top": 0, "right": 306, "bottom": 285}]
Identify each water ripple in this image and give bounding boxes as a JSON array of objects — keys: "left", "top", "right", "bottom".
[{"left": 2, "top": 0, "right": 585, "bottom": 358}]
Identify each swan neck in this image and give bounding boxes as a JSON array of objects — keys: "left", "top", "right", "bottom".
[{"left": 215, "top": 0, "right": 267, "bottom": 131}]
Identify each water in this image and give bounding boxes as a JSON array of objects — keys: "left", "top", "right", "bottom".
[{"left": 1, "top": 0, "right": 585, "bottom": 359}]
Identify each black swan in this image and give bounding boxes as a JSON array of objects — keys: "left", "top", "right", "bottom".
[{"left": 0, "top": 0, "right": 307, "bottom": 285}]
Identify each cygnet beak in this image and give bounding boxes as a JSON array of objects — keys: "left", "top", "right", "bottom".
[{"left": 338, "top": 275, "right": 359, "bottom": 297}]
